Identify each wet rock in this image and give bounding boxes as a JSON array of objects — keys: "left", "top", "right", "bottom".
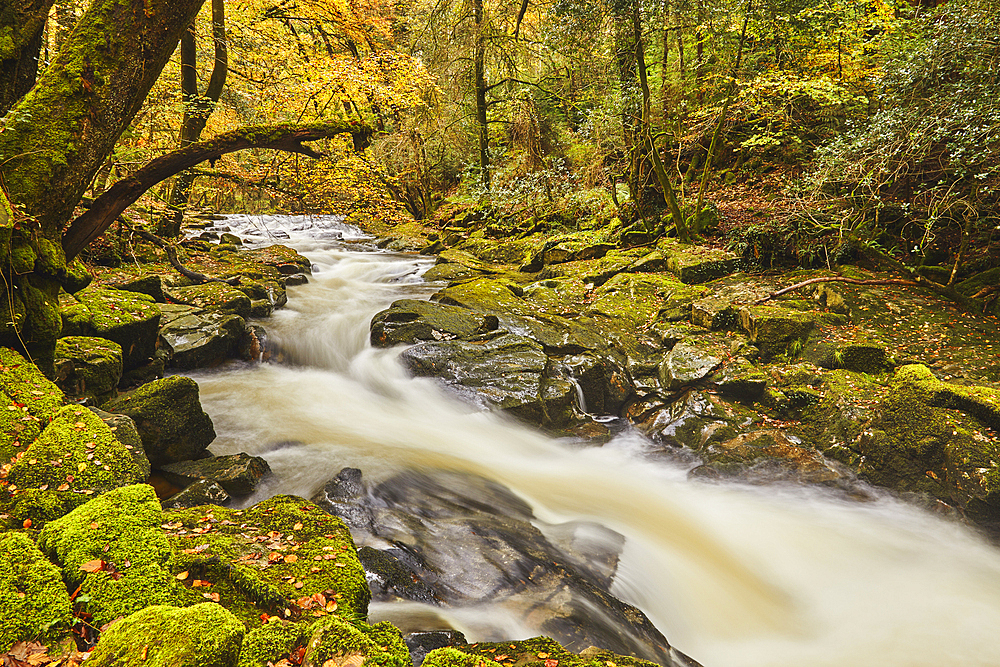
[
  {"left": 103, "top": 375, "right": 216, "bottom": 467},
  {"left": 371, "top": 299, "right": 499, "bottom": 347},
  {"left": 161, "top": 479, "right": 230, "bottom": 509},
  {"left": 3, "top": 406, "right": 147, "bottom": 525},
  {"left": 85, "top": 603, "right": 244, "bottom": 667},
  {"left": 401, "top": 333, "right": 579, "bottom": 428},
  {"left": 738, "top": 304, "right": 815, "bottom": 358},
  {"left": 854, "top": 364, "right": 1000, "bottom": 521},
  {"left": 167, "top": 282, "right": 253, "bottom": 319},
  {"left": 219, "top": 233, "right": 242, "bottom": 246},
  {"left": 158, "top": 453, "right": 271, "bottom": 496},
  {"left": 53, "top": 336, "right": 122, "bottom": 403},
  {"left": 60, "top": 287, "right": 161, "bottom": 370},
  {"left": 0, "top": 532, "right": 73, "bottom": 651},
  {"left": 696, "top": 430, "right": 849, "bottom": 486},
  {"left": 658, "top": 335, "right": 731, "bottom": 391},
  {"left": 315, "top": 468, "right": 677, "bottom": 665},
  {"left": 424, "top": 636, "right": 700, "bottom": 667},
  {"left": 284, "top": 273, "right": 309, "bottom": 287},
  {"left": 158, "top": 304, "right": 248, "bottom": 369},
  {"left": 711, "top": 357, "right": 767, "bottom": 401},
  {"left": 357, "top": 546, "right": 438, "bottom": 604},
  {"left": 562, "top": 353, "right": 633, "bottom": 416}
]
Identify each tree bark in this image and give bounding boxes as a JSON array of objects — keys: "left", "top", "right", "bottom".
[
  {"left": 0, "top": 0, "right": 209, "bottom": 239},
  {"left": 62, "top": 121, "right": 372, "bottom": 260},
  {"left": 473, "top": 0, "right": 490, "bottom": 190},
  {"left": 0, "top": 0, "right": 55, "bottom": 114}
]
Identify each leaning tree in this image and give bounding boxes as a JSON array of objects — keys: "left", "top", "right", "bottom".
[{"left": 0, "top": 0, "right": 370, "bottom": 373}]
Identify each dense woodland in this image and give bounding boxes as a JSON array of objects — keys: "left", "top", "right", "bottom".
[{"left": 2, "top": 0, "right": 999, "bottom": 362}]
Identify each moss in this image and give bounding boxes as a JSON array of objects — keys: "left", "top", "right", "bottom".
[
  {"left": 60, "top": 287, "right": 161, "bottom": 370},
  {"left": 4, "top": 405, "right": 145, "bottom": 525},
  {"left": 167, "top": 283, "right": 252, "bottom": 319},
  {"left": 586, "top": 272, "right": 705, "bottom": 329},
  {"left": 85, "top": 603, "right": 245, "bottom": 667},
  {"left": 238, "top": 617, "right": 311, "bottom": 667},
  {"left": 37, "top": 484, "right": 191, "bottom": 626},
  {"left": 660, "top": 240, "right": 739, "bottom": 284},
  {"left": 0, "top": 387, "right": 45, "bottom": 464},
  {"left": 162, "top": 495, "right": 371, "bottom": 629},
  {"left": 302, "top": 616, "right": 410, "bottom": 667},
  {"left": 0, "top": 532, "right": 74, "bottom": 652},
  {"left": 102, "top": 375, "right": 216, "bottom": 467},
  {"left": 53, "top": 336, "right": 123, "bottom": 402},
  {"left": 426, "top": 637, "right": 662, "bottom": 667},
  {"left": 738, "top": 304, "right": 815, "bottom": 358}
]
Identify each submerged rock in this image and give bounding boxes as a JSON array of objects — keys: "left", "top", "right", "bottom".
[
  {"left": 313, "top": 468, "right": 679, "bottom": 665},
  {"left": 371, "top": 299, "right": 499, "bottom": 347}
]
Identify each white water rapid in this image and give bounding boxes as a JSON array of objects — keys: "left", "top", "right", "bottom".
[{"left": 190, "top": 214, "right": 1000, "bottom": 667}]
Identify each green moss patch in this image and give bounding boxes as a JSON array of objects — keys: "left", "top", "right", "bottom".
[
  {"left": 424, "top": 637, "right": 663, "bottom": 667},
  {"left": 162, "top": 495, "right": 371, "bottom": 629},
  {"left": 59, "top": 288, "right": 161, "bottom": 370},
  {"left": 85, "top": 603, "right": 245, "bottom": 667},
  {"left": 0, "top": 532, "right": 74, "bottom": 652},
  {"left": 300, "top": 616, "right": 409, "bottom": 667},
  {"left": 37, "top": 484, "right": 191, "bottom": 626},
  {"left": 53, "top": 336, "right": 123, "bottom": 402},
  {"left": 3, "top": 406, "right": 146, "bottom": 525},
  {"left": 166, "top": 283, "right": 253, "bottom": 319}
]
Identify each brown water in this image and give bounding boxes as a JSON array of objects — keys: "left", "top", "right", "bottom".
[{"left": 190, "top": 214, "right": 1000, "bottom": 667}]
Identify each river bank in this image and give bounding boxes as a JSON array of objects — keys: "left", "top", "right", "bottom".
[{"left": 3, "top": 210, "right": 1000, "bottom": 666}]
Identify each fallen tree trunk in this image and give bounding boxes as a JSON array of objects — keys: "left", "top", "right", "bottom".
[{"left": 61, "top": 121, "right": 371, "bottom": 260}]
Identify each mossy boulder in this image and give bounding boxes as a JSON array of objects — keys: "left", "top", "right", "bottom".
[
  {"left": 662, "top": 241, "right": 739, "bottom": 284},
  {"left": 37, "top": 484, "right": 191, "bottom": 626},
  {"left": 167, "top": 283, "right": 253, "bottom": 320},
  {"left": 162, "top": 495, "right": 371, "bottom": 629},
  {"left": 423, "top": 636, "right": 682, "bottom": 667},
  {"left": 300, "top": 616, "right": 410, "bottom": 667},
  {"left": 103, "top": 375, "right": 216, "bottom": 467},
  {"left": 370, "top": 299, "right": 499, "bottom": 348},
  {"left": 60, "top": 287, "right": 161, "bottom": 370},
  {"left": 0, "top": 347, "right": 64, "bottom": 464},
  {"left": 237, "top": 617, "right": 310, "bottom": 667},
  {"left": 0, "top": 532, "right": 74, "bottom": 651},
  {"left": 104, "top": 274, "right": 167, "bottom": 302},
  {"left": 85, "top": 603, "right": 245, "bottom": 667},
  {"left": 53, "top": 336, "right": 123, "bottom": 402},
  {"left": 87, "top": 406, "right": 151, "bottom": 478},
  {"left": 738, "top": 304, "right": 815, "bottom": 358},
  {"left": 159, "top": 453, "right": 271, "bottom": 497},
  {"left": 3, "top": 405, "right": 147, "bottom": 525},
  {"left": 658, "top": 332, "right": 735, "bottom": 391},
  {"left": 246, "top": 244, "right": 312, "bottom": 275},
  {"left": 854, "top": 365, "right": 1000, "bottom": 521},
  {"left": 159, "top": 304, "right": 249, "bottom": 370}
]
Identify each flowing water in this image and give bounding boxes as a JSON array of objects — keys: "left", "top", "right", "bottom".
[{"left": 190, "top": 214, "right": 1000, "bottom": 667}]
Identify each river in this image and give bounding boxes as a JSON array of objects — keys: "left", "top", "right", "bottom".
[{"left": 188, "top": 214, "right": 1000, "bottom": 667}]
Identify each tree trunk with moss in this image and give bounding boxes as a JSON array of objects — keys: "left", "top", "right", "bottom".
[
  {"left": 0, "top": 0, "right": 209, "bottom": 372},
  {"left": 0, "top": 0, "right": 56, "bottom": 115}
]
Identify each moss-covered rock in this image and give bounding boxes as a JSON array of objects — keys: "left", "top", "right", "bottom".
[
  {"left": 3, "top": 405, "right": 146, "bottom": 524},
  {"left": 422, "top": 636, "right": 677, "bottom": 667},
  {"left": 162, "top": 495, "right": 371, "bottom": 629},
  {"left": 853, "top": 365, "right": 1000, "bottom": 521},
  {"left": 738, "top": 304, "right": 815, "bottom": 358},
  {"left": 85, "top": 603, "right": 245, "bottom": 667},
  {"left": 370, "top": 299, "right": 499, "bottom": 348},
  {"left": 167, "top": 283, "right": 253, "bottom": 320},
  {"left": 301, "top": 616, "right": 410, "bottom": 667},
  {"left": 0, "top": 532, "right": 74, "bottom": 651},
  {"left": 661, "top": 241, "right": 738, "bottom": 284},
  {"left": 87, "top": 406, "right": 151, "bottom": 478},
  {"left": 60, "top": 287, "right": 161, "bottom": 370},
  {"left": 658, "top": 333, "right": 734, "bottom": 391},
  {"left": 102, "top": 375, "right": 216, "bottom": 467},
  {"left": 104, "top": 274, "right": 167, "bottom": 302},
  {"left": 238, "top": 617, "right": 310, "bottom": 667},
  {"left": 53, "top": 336, "right": 123, "bottom": 402},
  {"left": 0, "top": 347, "right": 65, "bottom": 422},
  {"left": 37, "top": 484, "right": 191, "bottom": 626}
]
